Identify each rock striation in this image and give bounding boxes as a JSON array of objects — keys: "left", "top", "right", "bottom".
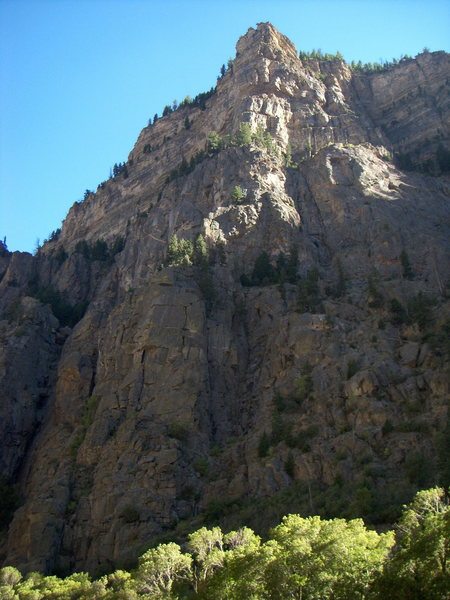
[{"left": 0, "top": 23, "right": 449, "bottom": 574}]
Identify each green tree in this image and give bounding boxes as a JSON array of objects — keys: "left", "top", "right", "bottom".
[
  {"left": 297, "top": 267, "right": 321, "bottom": 312},
  {"left": 374, "top": 487, "right": 450, "bottom": 599},
  {"left": 166, "top": 235, "right": 196, "bottom": 267},
  {"left": 262, "top": 130, "right": 278, "bottom": 156},
  {"left": 223, "top": 527, "right": 260, "bottom": 552},
  {"left": 0, "top": 567, "right": 22, "bottom": 586},
  {"left": 389, "top": 297, "right": 408, "bottom": 326},
  {"left": 187, "top": 526, "right": 224, "bottom": 593},
  {"left": 253, "top": 124, "right": 266, "bottom": 147},
  {"left": 75, "top": 239, "right": 90, "bottom": 259},
  {"left": 167, "top": 235, "right": 179, "bottom": 265},
  {"left": 207, "top": 131, "right": 222, "bottom": 153},
  {"left": 236, "top": 122, "right": 252, "bottom": 146},
  {"left": 201, "top": 528, "right": 263, "bottom": 599},
  {"left": 90, "top": 240, "right": 109, "bottom": 261},
  {"left": 285, "top": 452, "right": 295, "bottom": 478},
  {"left": 136, "top": 542, "right": 191, "bottom": 598},
  {"left": 252, "top": 252, "right": 277, "bottom": 285},
  {"left": 178, "top": 239, "right": 194, "bottom": 266},
  {"left": 265, "top": 515, "right": 394, "bottom": 599},
  {"left": 193, "top": 234, "right": 209, "bottom": 267},
  {"left": 0, "top": 237, "right": 8, "bottom": 256},
  {"left": 408, "top": 292, "right": 433, "bottom": 330},
  {"left": 27, "top": 571, "right": 93, "bottom": 600},
  {"left": 231, "top": 185, "right": 246, "bottom": 204},
  {"left": 284, "top": 143, "right": 293, "bottom": 167},
  {"left": 285, "top": 245, "right": 299, "bottom": 283},
  {"left": 197, "top": 270, "right": 215, "bottom": 310},
  {"left": 206, "top": 516, "right": 393, "bottom": 600},
  {"left": 101, "top": 569, "right": 135, "bottom": 597}
]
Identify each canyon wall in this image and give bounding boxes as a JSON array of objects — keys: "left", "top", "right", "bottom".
[{"left": 0, "top": 23, "right": 449, "bottom": 574}]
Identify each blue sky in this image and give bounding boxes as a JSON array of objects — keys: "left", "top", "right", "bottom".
[{"left": 1, "top": 0, "right": 449, "bottom": 253}]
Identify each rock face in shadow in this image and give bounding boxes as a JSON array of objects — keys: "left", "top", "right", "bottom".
[{"left": 0, "top": 23, "right": 449, "bottom": 574}]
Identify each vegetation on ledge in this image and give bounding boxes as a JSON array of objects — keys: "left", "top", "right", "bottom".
[
  {"left": 298, "top": 47, "right": 419, "bottom": 73},
  {"left": 165, "top": 123, "right": 280, "bottom": 185}
]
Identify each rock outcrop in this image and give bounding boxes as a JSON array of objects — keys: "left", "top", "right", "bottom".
[{"left": 1, "top": 23, "right": 449, "bottom": 574}]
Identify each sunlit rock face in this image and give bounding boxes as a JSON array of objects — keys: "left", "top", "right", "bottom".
[{"left": 1, "top": 22, "right": 449, "bottom": 574}]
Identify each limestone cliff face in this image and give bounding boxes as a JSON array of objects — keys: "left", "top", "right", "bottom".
[{"left": 1, "top": 23, "right": 449, "bottom": 574}]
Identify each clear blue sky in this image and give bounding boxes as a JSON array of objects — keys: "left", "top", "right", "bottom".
[{"left": 1, "top": 0, "right": 449, "bottom": 253}]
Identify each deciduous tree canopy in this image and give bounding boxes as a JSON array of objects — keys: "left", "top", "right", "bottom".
[{"left": 1, "top": 487, "right": 447, "bottom": 599}]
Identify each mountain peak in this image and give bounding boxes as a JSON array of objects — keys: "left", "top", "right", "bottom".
[{"left": 236, "top": 22, "right": 299, "bottom": 62}]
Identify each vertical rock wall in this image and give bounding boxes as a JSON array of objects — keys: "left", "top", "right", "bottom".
[{"left": 1, "top": 23, "right": 449, "bottom": 573}]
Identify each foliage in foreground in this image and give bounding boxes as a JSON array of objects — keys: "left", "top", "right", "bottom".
[{"left": 0, "top": 487, "right": 448, "bottom": 599}]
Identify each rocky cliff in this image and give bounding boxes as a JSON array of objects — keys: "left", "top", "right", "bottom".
[{"left": 1, "top": 23, "right": 449, "bottom": 575}]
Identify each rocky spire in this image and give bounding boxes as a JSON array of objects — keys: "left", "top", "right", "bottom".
[{"left": 236, "top": 22, "right": 299, "bottom": 62}]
